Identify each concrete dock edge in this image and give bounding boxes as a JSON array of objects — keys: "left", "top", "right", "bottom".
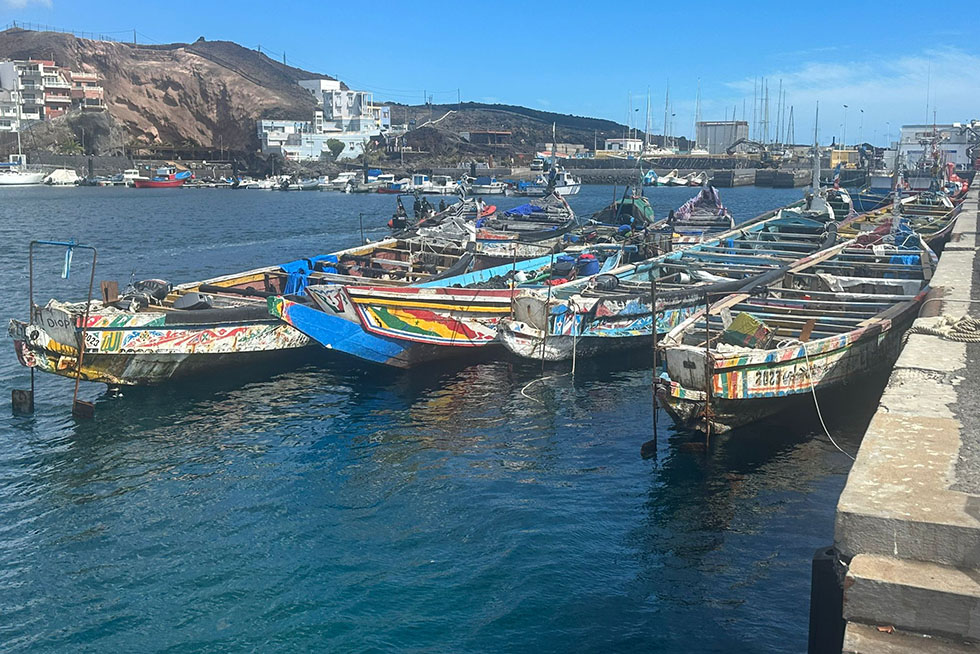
[{"left": 831, "top": 181, "right": 980, "bottom": 652}]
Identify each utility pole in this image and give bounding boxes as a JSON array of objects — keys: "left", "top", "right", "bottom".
[
  {"left": 283, "top": 52, "right": 286, "bottom": 65},
  {"left": 133, "top": 29, "right": 137, "bottom": 45}
]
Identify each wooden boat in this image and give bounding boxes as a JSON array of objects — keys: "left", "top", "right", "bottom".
[
  {"left": 414, "top": 193, "right": 578, "bottom": 257},
  {"left": 132, "top": 166, "right": 191, "bottom": 188},
  {"left": 589, "top": 187, "right": 659, "bottom": 228},
  {"left": 8, "top": 237, "right": 491, "bottom": 386},
  {"left": 497, "top": 198, "right": 840, "bottom": 362},
  {"left": 839, "top": 196, "right": 961, "bottom": 249},
  {"left": 656, "top": 232, "right": 935, "bottom": 434},
  {"left": 669, "top": 185, "right": 735, "bottom": 247},
  {"left": 269, "top": 246, "right": 629, "bottom": 368}
]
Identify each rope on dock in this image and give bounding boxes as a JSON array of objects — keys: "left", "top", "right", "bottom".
[{"left": 907, "top": 315, "right": 980, "bottom": 342}]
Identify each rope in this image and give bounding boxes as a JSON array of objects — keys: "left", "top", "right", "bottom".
[
  {"left": 520, "top": 374, "right": 569, "bottom": 405},
  {"left": 782, "top": 338, "right": 857, "bottom": 461},
  {"left": 907, "top": 315, "right": 980, "bottom": 342}
]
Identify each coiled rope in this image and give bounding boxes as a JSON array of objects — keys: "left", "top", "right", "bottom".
[{"left": 907, "top": 315, "right": 980, "bottom": 342}]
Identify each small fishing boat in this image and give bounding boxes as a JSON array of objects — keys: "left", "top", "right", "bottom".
[
  {"left": 669, "top": 185, "right": 734, "bottom": 247},
  {"left": 656, "top": 226, "right": 934, "bottom": 434},
  {"left": 320, "top": 172, "right": 358, "bottom": 191},
  {"left": 509, "top": 167, "right": 582, "bottom": 197},
  {"left": 43, "top": 168, "right": 81, "bottom": 186},
  {"left": 589, "top": 186, "right": 658, "bottom": 229},
  {"left": 839, "top": 197, "right": 960, "bottom": 250},
  {"left": 132, "top": 166, "right": 191, "bottom": 188},
  {"left": 8, "top": 236, "right": 485, "bottom": 387},
  {"left": 498, "top": 198, "right": 837, "bottom": 362},
  {"left": 465, "top": 175, "right": 507, "bottom": 195},
  {"left": 415, "top": 193, "right": 577, "bottom": 256},
  {"left": 270, "top": 245, "right": 628, "bottom": 368}
]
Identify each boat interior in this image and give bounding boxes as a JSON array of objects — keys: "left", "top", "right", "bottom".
[{"left": 672, "top": 245, "right": 930, "bottom": 348}]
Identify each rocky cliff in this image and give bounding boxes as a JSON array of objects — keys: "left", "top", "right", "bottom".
[{"left": 0, "top": 28, "right": 331, "bottom": 150}]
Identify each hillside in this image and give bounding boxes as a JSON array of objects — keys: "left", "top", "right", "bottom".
[
  {"left": 0, "top": 28, "right": 662, "bottom": 163},
  {"left": 0, "top": 28, "right": 332, "bottom": 150}
]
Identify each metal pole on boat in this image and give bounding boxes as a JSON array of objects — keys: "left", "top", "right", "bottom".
[
  {"left": 703, "top": 292, "right": 712, "bottom": 443},
  {"left": 72, "top": 246, "right": 98, "bottom": 419},
  {"left": 540, "top": 250, "right": 556, "bottom": 373},
  {"left": 650, "top": 269, "right": 658, "bottom": 454},
  {"left": 359, "top": 212, "right": 365, "bottom": 244}
]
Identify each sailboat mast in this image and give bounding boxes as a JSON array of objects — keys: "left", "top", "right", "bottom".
[
  {"left": 694, "top": 78, "right": 701, "bottom": 149},
  {"left": 811, "top": 102, "right": 820, "bottom": 192},
  {"left": 663, "top": 81, "right": 669, "bottom": 151}
]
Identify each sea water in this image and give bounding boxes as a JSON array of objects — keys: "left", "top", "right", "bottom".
[{"left": 0, "top": 185, "right": 871, "bottom": 652}]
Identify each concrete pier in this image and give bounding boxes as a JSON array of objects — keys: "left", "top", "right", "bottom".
[{"left": 833, "top": 181, "right": 980, "bottom": 651}]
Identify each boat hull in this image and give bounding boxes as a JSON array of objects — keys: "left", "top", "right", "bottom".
[
  {"left": 657, "top": 309, "right": 916, "bottom": 434},
  {"left": 132, "top": 178, "right": 186, "bottom": 188},
  {"left": 9, "top": 309, "right": 309, "bottom": 386},
  {"left": 0, "top": 172, "right": 46, "bottom": 185},
  {"left": 272, "top": 297, "right": 497, "bottom": 368}
]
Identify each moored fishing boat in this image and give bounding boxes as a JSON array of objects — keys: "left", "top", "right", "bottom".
[
  {"left": 269, "top": 245, "right": 630, "bottom": 368},
  {"left": 8, "top": 236, "right": 486, "bottom": 386},
  {"left": 465, "top": 175, "right": 507, "bottom": 195},
  {"left": 497, "top": 198, "right": 836, "bottom": 362},
  {"left": 669, "top": 185, "right": 734, "bottom": 247},
  {"left": 132, "top": 166, "right": 192, "bottom": 188},
  {"left": 656, "top": 227, "right": 934, "bottom": 434}
]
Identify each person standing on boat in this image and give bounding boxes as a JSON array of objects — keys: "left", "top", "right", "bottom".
[
  {"left": 476, "top": 196, "right": 487, "bottom": 218},
  {"left": 438, "top": 198, "right": 447, "bottom": 212}
]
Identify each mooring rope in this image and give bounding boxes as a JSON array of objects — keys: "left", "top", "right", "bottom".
[
  {"left": 907, "top": 315, "right": 980, "bottom": 342},
  {"left": 779, "top": 338, "right": 857, "bottom": 461}
]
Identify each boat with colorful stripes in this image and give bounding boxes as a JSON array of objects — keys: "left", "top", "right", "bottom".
[
  {"left": 269, "top": 246, "right": 630, "bottom": 368},
  {"left": 656, "top": 226, "right": 935, "bottom": 434},
  {"left": 497, "top": 197, "right": 837, "bottom": 362}
]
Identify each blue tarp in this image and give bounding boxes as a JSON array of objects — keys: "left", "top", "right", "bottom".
[{"left": 504, "top": 203, "right": 544, "bottom": 217}]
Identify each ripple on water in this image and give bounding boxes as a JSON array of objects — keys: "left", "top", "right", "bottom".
[{"left": 0, "top": 186, "right": 870, "bottom": 653}]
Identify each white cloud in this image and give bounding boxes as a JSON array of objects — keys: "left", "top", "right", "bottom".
[
  {"left": 3, "top": 0, "right": 52, "bottom": 7},
  {"left": 721, "top": 47, "right": 980, "bottom": 145}
]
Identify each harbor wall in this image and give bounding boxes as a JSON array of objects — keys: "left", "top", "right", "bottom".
[{"left": 829, "top": 181, "right": 980, "bottom": 652}]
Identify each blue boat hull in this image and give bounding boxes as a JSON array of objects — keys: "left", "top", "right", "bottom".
[
  {"left": 852, "top": 191, "right": 890, "bottom": 213},
  {"left": 277, "top": 300, "right": 489, "bottom": 368}
]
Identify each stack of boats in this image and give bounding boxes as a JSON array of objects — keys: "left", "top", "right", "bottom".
[{"left": 8, "top": 174, "right": 967, "bottom": 434}]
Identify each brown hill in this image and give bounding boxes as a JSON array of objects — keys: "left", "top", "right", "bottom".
[{"left": 0, "top": 28, "right": 334, "bottom": 149}]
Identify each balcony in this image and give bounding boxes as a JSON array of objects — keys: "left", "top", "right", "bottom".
[
  {"left": 45, "top": 93, "right": 72, "bottom": 104},
  {"left": 42, "top": 77, "right": 70, "bottom": 89}
]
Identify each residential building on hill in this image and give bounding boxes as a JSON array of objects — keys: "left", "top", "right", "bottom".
[
  {"left": 0, "top": 59, "right": 106, "bottom": 126},
  {"left": 258, "top": 79, "right": 391, "bottom": 161}
]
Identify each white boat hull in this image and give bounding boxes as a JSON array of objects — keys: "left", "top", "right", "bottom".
[{"left": 0, "top": 172, "right": 45, "bottom": 185}]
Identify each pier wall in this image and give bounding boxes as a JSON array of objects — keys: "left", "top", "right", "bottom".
[{"left": 832, "top": 181, "right": 980, "bottom": 652}]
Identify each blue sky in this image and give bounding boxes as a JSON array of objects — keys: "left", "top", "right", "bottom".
[{"left": 2, "top": 0, "right": 977, "bottom": 146}]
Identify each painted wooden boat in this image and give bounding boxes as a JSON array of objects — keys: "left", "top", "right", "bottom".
[
  {"left": 656, "top": 233, "right": 935, "bottom": 434},
  {"left": 8, "top": 236, "right": 495, "bottom": 386},
  {"left": 669, "top": 185, "right": 735, "bottom": 248},
  {"left": 839, "top": 197, "right": 961, "bottom": 249},
  {"left": 497, "top": 198, "right": 838, "bottom": 362},
  {"left": 269, "top": 246, "right": 629, "bottom": 368}
]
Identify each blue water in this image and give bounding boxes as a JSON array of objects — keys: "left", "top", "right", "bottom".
[{"left": 0, "top": 185, "right": 871, "bottom": 652}]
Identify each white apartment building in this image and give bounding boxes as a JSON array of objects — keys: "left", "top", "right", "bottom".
[
  {"left": 0, "top": 59, "right": 105, "bottom": 125},
  {"left": 258, "top": 79, "right": 391, "bottom": 161},
  {"left": 0, "top": 89, "right": 19, "bottom": 132}
]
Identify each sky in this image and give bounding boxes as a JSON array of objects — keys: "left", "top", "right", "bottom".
[{"left": 2, "top": 0, "right": 977, "bottom": 146}]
